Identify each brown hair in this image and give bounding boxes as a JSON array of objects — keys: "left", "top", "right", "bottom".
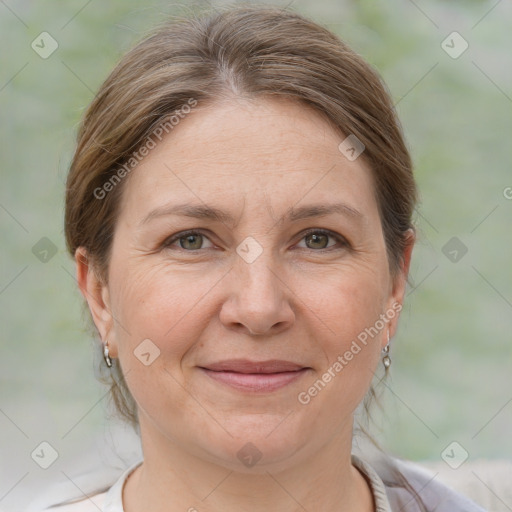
[{"left": 65, "top": 5, "right": 417, "bottom": 428}]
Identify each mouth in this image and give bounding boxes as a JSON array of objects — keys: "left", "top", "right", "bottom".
[{"left": 198, "top": 359, "right": 311, "bottom": 393}]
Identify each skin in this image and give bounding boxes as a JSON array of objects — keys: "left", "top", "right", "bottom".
[{"left": 77, "top": 96, "right": 414, "bottom": 512}]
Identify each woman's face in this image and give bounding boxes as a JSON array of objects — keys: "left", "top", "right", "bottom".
[{"left": 79, "top": 97, "right": 412, "bottom": 472}]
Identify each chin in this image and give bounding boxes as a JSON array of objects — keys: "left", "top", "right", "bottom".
[{"left": 200, "top": 414, "right": 310, "bottom": 473}]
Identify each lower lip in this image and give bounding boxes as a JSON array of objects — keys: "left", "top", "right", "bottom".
[{"left": 200, "top": 368, "right": 310, "bottom": 392}]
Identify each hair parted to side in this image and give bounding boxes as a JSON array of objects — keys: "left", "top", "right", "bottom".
[{"left": 65, "top": 5, "right": 417, "bottom": 433}]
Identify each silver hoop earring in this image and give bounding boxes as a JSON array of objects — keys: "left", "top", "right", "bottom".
[
  {"left": 103, "top": 340, "right": 113, "bottom": 368},
  {"left": 382, "top": 332, "right": 391, "bottom": 369}
]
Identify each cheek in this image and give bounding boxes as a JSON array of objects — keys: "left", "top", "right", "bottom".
[
  {"left": 109, "top": 262, "right": 220, "bottom": 422},
  {"left": 302, "top": 261, "right": 389, "bottom": 342},
  {"left": 297, "top": 265, "right": 388, "bottom": 408},
  {"left": 110, "top": 260, "right": 221, "bottom": 363}
]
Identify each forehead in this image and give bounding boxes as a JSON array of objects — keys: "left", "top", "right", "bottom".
[{"left": 119, "top": 97, "right": 378, "bottom": 225}]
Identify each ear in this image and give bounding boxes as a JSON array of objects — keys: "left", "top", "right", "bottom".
[
  {"left": 385, "top": 229, "right": 415, "bottom": 343},
  {"left": 75, "top": 247, "right": 118, "bottom": 358}
]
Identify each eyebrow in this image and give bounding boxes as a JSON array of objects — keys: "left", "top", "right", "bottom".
[{"left": 140, "top": 201, "right": 363, "bottom": 227}]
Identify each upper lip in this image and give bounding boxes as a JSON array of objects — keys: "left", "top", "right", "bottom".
[{"left": 200, "top": 359, "right": 308, "bottom": 374}]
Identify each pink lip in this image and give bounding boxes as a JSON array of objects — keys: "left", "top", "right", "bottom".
[
  {"left": 201, "top": 358, "right": 307, "bottom": 373},
  {"left": 200, "top": 367, "right": 310, "bottom": 392}
]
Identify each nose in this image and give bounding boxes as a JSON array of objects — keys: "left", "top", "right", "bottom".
[{"left": 219, "top": 253, "right": 295, "bottom": 337}]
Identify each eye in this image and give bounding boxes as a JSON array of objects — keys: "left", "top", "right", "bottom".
[
  {"left": 162, "top": 228, "right": 348, "bottom": 253},
  {"left": 296, "top": 229, "right": 347, "bottom": 251},
  {"left": 163, "top": 230, "right": 214, "bottom": 251}
]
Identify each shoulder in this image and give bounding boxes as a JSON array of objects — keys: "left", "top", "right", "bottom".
[
  {"left": 352, "top": 445, "right": 487, "bottom": 512},
  {"left": 383, "top": 457, "right": 488, "bottom": 511}
]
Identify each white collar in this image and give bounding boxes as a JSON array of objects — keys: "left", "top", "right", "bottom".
[{"left": 102, "top": 460, "right": 142, "bottom": 512}]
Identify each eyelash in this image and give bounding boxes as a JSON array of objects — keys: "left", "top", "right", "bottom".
[{"left": 162, "top": 228, "right": 349, "bottom": 252}]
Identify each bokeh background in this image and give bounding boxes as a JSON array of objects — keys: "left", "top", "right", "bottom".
[{"left": 1, "top": 0, "right": 511, "bottom": 510}]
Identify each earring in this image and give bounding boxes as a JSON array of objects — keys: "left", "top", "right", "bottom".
[
  {"left": 382, "top": 331, "right": 391, "bottom": 369},
  {"left": 103, "top": 340, "right": 113, "bottom": 368}
]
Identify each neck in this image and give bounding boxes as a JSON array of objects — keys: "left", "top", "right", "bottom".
[{"left": 123, "top": 418, "right": 374, "bottom": 512}]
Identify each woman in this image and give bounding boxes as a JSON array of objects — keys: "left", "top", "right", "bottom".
[{"left": 40, "top": 5, "right": 485, "bottom": 511}]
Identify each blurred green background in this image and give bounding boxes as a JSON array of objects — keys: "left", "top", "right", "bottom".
[{"left": 1, "top": 0, "right": 511, "bottom": 510}]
